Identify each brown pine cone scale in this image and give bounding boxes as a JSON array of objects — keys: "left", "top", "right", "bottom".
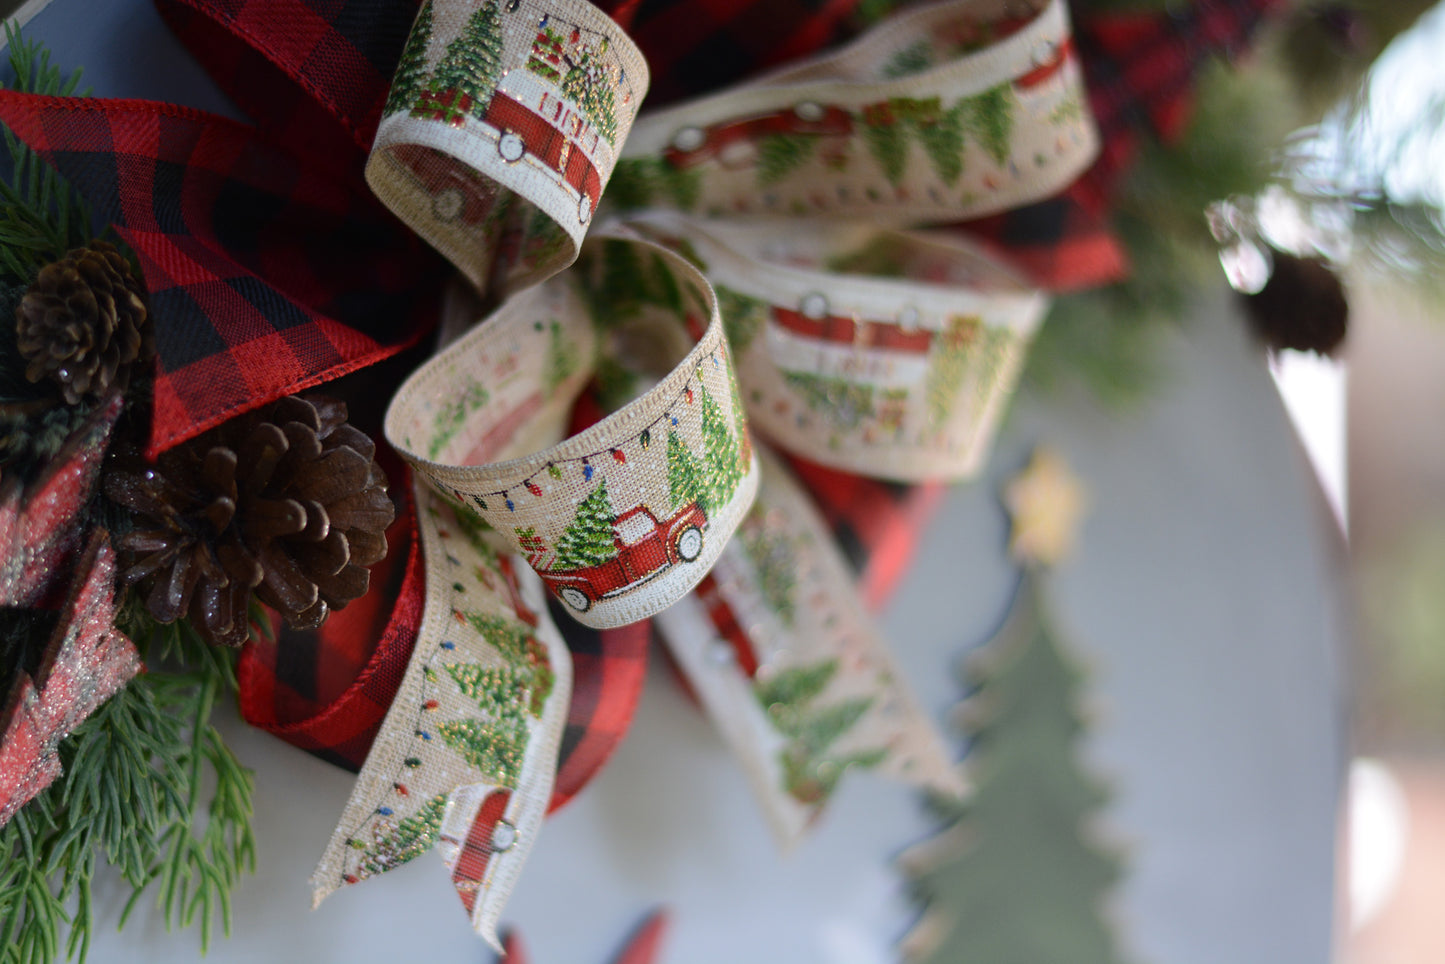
[
  {"left": 106, "top": 394, "right": 395, "bottom": 646},
  {"left": 16, "top": 240, "right": 152, "bottom": 405}
]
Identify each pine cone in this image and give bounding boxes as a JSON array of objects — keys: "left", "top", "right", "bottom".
[
  {"left": 1240, "top": 249, "right": 1348, "bottom": 356},
  {"left": 16, "top": 240, "right": 151, "bottom": 405},
  {"left": 105, "top": 395, "right": 395, "bottom": 646}
]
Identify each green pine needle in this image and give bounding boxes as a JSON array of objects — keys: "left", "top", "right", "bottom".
[
  {"left": 0, "top": 22, "right": 96, "bottom": 288},
  {"left": 0, "top": 600, "right": 257, "bottom": 964}
]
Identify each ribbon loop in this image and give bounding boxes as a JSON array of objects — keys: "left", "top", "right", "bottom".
[
  {"left": 611, "top": 0, "right": 1095, "bottom": 224},
  {"left": 386, "top": 233, "right": 759, "bottom": 628},
  {"left": 654, "top": 446, "right": 964, "bottom": 845},
  {"left": 365, "top": 0, "right": 650, "bottom": 293},
  {"left": 311, "top": 483, "right": 573, "bottom": 950},
  {"left": 632, "top": 213, "right": 1048, "bottom": 480}
]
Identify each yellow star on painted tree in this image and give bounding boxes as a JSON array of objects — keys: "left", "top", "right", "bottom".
[{"left": 1004, "top": 447, "right": 1087, "bottom": 568}]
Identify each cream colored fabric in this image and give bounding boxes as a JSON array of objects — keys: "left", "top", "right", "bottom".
[
  {"left": 319, "top": 0, "right": 1097, "bottom": 944},
  {"left": 311, "top": 484, "right": 573, "bottom": 951},
  {"left": 654, "top": 447, "right": 965, "bottom": 846}
]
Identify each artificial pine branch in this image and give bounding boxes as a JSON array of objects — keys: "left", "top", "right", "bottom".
[
  {"left": 1024, "top": 5, "right": 1445, "bottom": 405},
  {"left": 0, "top": 599, "right": 257, "bottom": 964},
  {"left": 0, "top": 24, "right": 97, "bottom": 288},
  {"left": 1023, "top": 52, "right": 1295, "bottom": 405}
]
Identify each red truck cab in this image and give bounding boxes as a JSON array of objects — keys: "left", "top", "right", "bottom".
[{"left": 539, "top": 501, "right": 708, "bottom": 613}]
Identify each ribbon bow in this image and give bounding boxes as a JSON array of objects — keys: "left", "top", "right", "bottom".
[{"left": 0, "top": 0, "right": 1284, "bottom": 948}]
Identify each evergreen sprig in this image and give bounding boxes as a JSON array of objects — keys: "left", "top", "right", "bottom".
[
  {"left": 0, "top": 602, "right": 257, "bottom": 964},
  {"left": 1023, "top": 54, "right": 1293, "bottom": 406},
  {"left": 0, "top": 23, "right": 96, "bottom": 288}
]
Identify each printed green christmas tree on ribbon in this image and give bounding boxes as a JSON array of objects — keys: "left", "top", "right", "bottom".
[
  {"left": 356, "top": 793, "right": 448, "bottom": 878},
  {"left": 862, "top": 97, "right": 965, "bottom": 187},
  {"left": 561, "top": 47, "right": 620, "bottom": 146},
  {"left": 784, "top": 371, "right": 876, "bottom": 430},
  {"left": 757, "top": 134, "right": 819, "bottom": 186},
  {"left": 740, "top": 520, "right": 798, "bottom": 627},
  {"left": 727, "top": 360, "right": 753, "bottom": 468},
  {"left": 667, "top": 430, "right": 706, "bottom": 513},
  {"left": 429, "top": 379, "right": 488, "bottom": 459},
  {"left": 554, "top": 479, "right": 619, "bottom": 570},
  {"left": 438, "top": 716, "right": 529, "bottom": 787},
  {"left": 699, "top": 379, "right": 744, "bottom": 514},
  {"left": 859, "top": 88, "right": 1016, "bottom": 187},
  {"left": 925, "top": 316, "right": 979, "bottom": 429},
  {"left": 427, "top": 1, "right": 505, "bottom": 122},
  {"left": 464, "top": 612, "right": 553, "bottom": 682},
  {"left": 386, "top": 0, "right": 434, "bottom": 116},
  {"left": 545, "top": 320, "right": 578, "bottom": 392},
  {"left": 968, "top": 324, "right": 1017, "bottom": 415},
  {"left": 916, "top": 100, "right": 969, "bottom": 186},
  {"left": 447, "top": 662, "right": 550, "bottom": 719},
  {"left": 967, "top": 84, "right": 1016, "bottom": 166},
  {"left": 861, "top": 101, "right": 913, "bottom": 187},
  {"left": 755, "top": 659, "right": 886, "bottom": 804}
]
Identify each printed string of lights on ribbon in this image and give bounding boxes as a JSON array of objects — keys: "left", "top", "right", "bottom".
[
  {"left": 438, "top": 351, "right": 732, "bottom": 510},
  {"left": 316, "top": 0, "right": 1100, "bottom": 943}
]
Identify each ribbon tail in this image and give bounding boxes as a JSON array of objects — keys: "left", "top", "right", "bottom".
[
  {"left": 654, "top": 446, "right": 963, "bottom": 846},
  {"left": 310, "top": 479, "right": 572, "bottom": 948}
]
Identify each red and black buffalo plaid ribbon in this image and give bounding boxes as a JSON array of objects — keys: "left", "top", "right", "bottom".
[
  {"left": 0, "top": 90, "right": 445, "bottom": 457},
  {"left": 237, "top": 474, "right": 424, "bottom": 773}
]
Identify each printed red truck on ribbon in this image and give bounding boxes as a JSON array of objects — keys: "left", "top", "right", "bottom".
[
  {"left": 532, "top": 502, "right": 708, "bottom": 614},
  {"left": 412, "top": 82, "right": 604, "bottom": 220}
]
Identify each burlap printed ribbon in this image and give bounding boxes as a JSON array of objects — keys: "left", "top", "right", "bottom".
[
  {"left": 654, "top": 447, "right": 965, "bottom": 843},
  {"left": 310, "top": 485, "right": 573, "bottom": 944},
  {"left": 314, "top": 0, "right": 1089, "bottom": 943},
  {"left": 614, "top": 0, "right": 1094, "bottom": 223}
]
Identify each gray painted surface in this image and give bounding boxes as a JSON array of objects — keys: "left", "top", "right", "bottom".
[{"left": 23, "top": 6, "right": 1343, "bottom": 962}]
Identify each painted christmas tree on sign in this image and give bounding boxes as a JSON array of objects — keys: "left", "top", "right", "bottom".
[{"left": 903, "top": 448, "right": 1130, "bottom": 964}]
